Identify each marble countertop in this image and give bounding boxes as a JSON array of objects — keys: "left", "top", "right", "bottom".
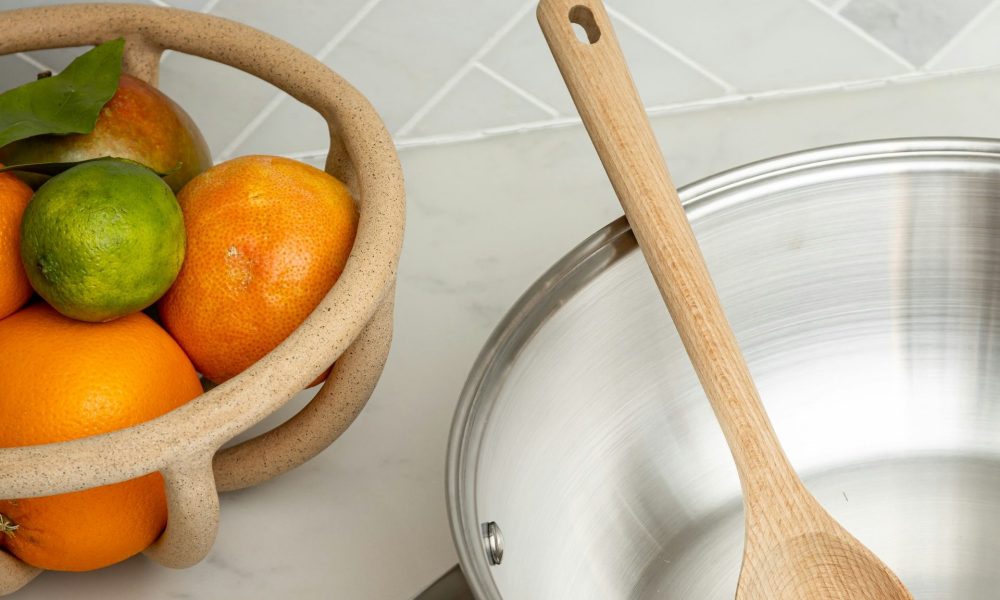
[{"left": 11, "top": 58, "right": 1000, "bottom": 600}]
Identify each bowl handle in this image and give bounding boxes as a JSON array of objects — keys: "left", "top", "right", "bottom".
[
  {"left": 0, "top": 554, "right": 39, "bottom": 596},
  {"left": 212, "top": 289, "right": 395, "bottom": 491},
  {"left": 122, "top": 33, "right": 162, "bottom": 86},
  {"left": 144, "top": 455, "right": 221, "bottom": 568}
]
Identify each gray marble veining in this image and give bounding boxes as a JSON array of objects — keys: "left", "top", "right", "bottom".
[{"left": 841, "top": 0, "right": 992, "bottom": 66}]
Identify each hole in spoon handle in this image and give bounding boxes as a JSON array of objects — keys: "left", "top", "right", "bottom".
[{"left": 569, "top": 5, "right": 601, "bottom": 44}]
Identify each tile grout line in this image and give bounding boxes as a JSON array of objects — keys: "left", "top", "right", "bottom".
[
  {"left": 15, "top": 52, "right": 55, "bottom": 74},
  {"left": 283, "top": 59, "right": 1000, "bottom": 158},
  {"left": 830, "top": 0, "right": 852, "bottom": 12},
  {"left": 216, "top": 0, "right": 383, "bottom": 160},
  {"left": 803, "top": 0, "right": 916, "bottom": 71},
  {"left": 282, "top": 149, "right": 339, "bottom": 160},
  {"left": 474, "top": 62, "right": 561, "bottom": 118},
  {"left": 394, "top": 0, "right": 537, "bottom": 138},
  {"left": 923, "top": 0, "right": 1000, "bottom": 70},
  {"left": 604, "top": 4, "right": 736, "bottom": 94},
  {"left": 312, "top": 0, "right": 383, "bottom": 61}
]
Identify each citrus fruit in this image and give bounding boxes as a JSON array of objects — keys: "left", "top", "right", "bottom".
[
  {"left": 159, "top": 155, "right": 358, "bottom": 383},
  {"left": 0, "top": 169, "right": 33, "bottom": 320},
  {"left": 0, "top": 74, "right": 212, "bottom": 193},
  {"left": 20, "top": 158, "right": 185, "bottom": 322},
  {"left": 0, "top": 303, "right": 202, "bottom": 571}
]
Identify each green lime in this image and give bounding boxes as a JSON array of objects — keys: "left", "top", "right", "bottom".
[{"left": 20, "top": 158, "right": 185, "bottom": 322}]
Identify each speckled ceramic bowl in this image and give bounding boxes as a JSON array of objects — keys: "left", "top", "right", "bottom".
[{"left": 0, "top": 3, "right": 405, "bottom": 594}]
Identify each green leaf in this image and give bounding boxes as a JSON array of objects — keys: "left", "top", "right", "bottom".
[
  {"left": 0, "top": 156, "right": 178, "bottom": 178},
  {"left": 0, "top": 158, "right": 106, "bottom": 177},
  {"left": 0, "top": 39, "right": 124, "bottom": 149}
]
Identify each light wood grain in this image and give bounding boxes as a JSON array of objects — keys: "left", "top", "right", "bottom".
[{"left": 537, "top": 1, "right": 912, "bottom": 598}]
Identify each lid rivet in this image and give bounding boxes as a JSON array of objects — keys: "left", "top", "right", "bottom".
[{"left": 483, "top": 521, "right": 504, "bottom": 565}]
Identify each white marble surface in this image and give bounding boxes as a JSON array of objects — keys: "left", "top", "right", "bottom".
[{"left": 7, "top": 63, "right": 1000, "bottom": 599}]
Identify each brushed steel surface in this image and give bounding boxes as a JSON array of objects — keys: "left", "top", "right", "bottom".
[{"left": 448, "top": 139, "right": 1000, "bottom": 599}]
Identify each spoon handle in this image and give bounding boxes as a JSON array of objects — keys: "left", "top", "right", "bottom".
[{"left": 537, "top": 0, "right": 797, "bottom": 497}]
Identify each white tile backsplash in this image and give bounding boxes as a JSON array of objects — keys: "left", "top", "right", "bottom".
[
  {"left": 607, "top": 12, "right": 730, "bottom": 106},
  {"left": 0, "top": 0, "right": 141, "bottom": 8},
  {"left": 16, "top": 46, "right": 90, "bottom": 73},
  {"left": 164, "top": 0, "right": 212, "bottom": 11},
  {"left": 407, "top": 65, "right": 553, "bottom": 137},
  {"left": 612, "top": 0, "right": 909, "bottom": 91},
  {"left": 479, "top": 9, "right": 577, "bottom": 116},
  {"left": 320, "top": 0, "right": 525, "bottom": 134},
  {"left": 157, "top": 52, "right": 283, "bottom": 158},
  {"left": 4, "top": 0, "right": 1000, "bottom": 157},
  {"left": 0, "top": 55, "right": 47, "bottom": 85},
  {"left": 840, "top": 0, "right": 993, "bottom": 67},
  {"left": 480, "top": 8, "right": 726, "bottom": 119},
  {"left": 228, "top": 92, "right": 328, "bottom": 157},
  {"left": 924, "top": 2, "right": 1000, "bottom": 71},
  {"left": 208, "top": 0, "right": 371, "bottom": 56}
]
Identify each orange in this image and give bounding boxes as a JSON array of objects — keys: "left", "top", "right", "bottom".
[
  {"left": 0, "top": 169, "right": 33, "bottom": 320},
  {"left": 0, "top": 304, "right": 203, "bottom": 571},
  {"left": 158, "top": 155, "right": 358, "bottom": 383}
]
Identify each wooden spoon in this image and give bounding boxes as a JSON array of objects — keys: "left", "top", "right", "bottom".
[{"left": 537, "top": 2, "right": 913, "bottom": 598}]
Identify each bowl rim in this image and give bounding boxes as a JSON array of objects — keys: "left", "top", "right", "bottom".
[
  {"left": 0, "top": 1, "right": 405, "bottom": 497},
  {"left": 0, "top": 2, "right": 404, "bottom": 583},
  {"left": 446, "top": 136, "right": 1000, "bottom": 599}
]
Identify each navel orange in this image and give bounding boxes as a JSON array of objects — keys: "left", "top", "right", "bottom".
[
  {"left": 0, "top": 169, "right": 33, "bottom": 320},
  {"left": 158, "top": 155, "right": 358, "bottom": 383},
  {"left": 0, "top": 304, "right": 203, "bottom": 571}
]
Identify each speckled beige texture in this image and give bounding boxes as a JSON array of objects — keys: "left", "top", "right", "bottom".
[{"left": 0, "top": 3, "right": 405, "bottom": 593}]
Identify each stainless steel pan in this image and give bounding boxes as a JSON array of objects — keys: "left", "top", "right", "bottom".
[{"left": 445, "top": 138, "right": 1000, "bottom": 599}]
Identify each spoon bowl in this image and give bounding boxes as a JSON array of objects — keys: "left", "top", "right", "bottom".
[{"left": 739, "top": 508, "right": 910, "bottom": 599}]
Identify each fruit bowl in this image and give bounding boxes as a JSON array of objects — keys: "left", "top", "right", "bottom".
[{"left": 0, "top": 3, "right": 404, "bottom": 594}]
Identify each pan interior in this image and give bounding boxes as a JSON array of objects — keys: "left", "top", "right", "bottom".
[{"left": 454, "top": 141, "right": 1000, "bottom": 599}]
